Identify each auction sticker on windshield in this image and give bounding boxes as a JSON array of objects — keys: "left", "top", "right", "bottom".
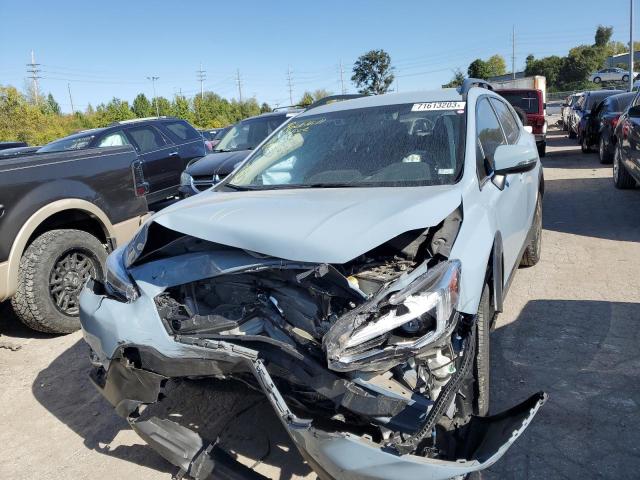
[{"left": 412, "top": 101, "right": 466, "bottom": 111}]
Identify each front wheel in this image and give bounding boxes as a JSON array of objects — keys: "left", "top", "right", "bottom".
[
  {"left": 520, "top": 195, "right": 542, "bottom": 267},
  {"left": 474, "top": 284, "right": 492, "bottom": 416},
  {"left": 11, "top": 229, "right": 107, "bottom": 334},
  {"left": 593, "top": 76, "right": 601, "bottom": 84},
  {"left": 613, "top": 146, "right": 637, "bottom": 189},
  {"left": 623, "top": 74, "right": 630, "bottom": 83}
]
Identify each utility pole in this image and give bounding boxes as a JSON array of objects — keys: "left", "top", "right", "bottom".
[
  {"left": 26, "top": 50, "right": 41, "bottom": 105},
  {"left": 630, "top": 0, "right": 635, "bottom": 92},
  {"left": 67, "top": 83, "right": 75, "bottom": 114},
  {"left": 287, "top": 66, "right": 294, "bottom": 105},
  {"left": 196, "top": 63, "right": 206, "bottom": 100},
  {"left": 147, "top": 76, "right": 160, "bottom": 117},
  {"left": 512, "top": 25, "right": 516, "bottom": 80},
  {"left": 339, "top": 59, "right": 346, "bottom": 94},
  {"left": 236, "top": 69, "right": 243, "bottom": 102}
]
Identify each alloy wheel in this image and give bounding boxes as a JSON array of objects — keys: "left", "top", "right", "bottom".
[{"left": 49, "top": 250, "right": 96, "bottom": 316}]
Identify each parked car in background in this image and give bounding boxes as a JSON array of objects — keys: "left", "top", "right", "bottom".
[
  {"left": 589, "top": 68, "right": 634, "bottom": 84},
  {"left": 0, "top": 145, "right": 40, "bottom": 157},
  {"left": 566, "top": 92, "right": 585, "bottom": 137},
  {"left": 0, "top": 141, "right": 27, "bottom": 150},
  {"left": 612, "top": 92, "right": 640, "bottom": 189},
  {"left": 36, "top": 117, "right": 206, "bottom": 204},
  {"left": 199, "top": 128, "right": 219, "bottom": 152},
  {"left": 496, "top": 88, "right": 547, "bottom": 156},
  {"left": 580, "top": 91, "right": 635, "bottom": 162},
  {"left": 561, "top": 93, "right": 582, "bottom": 131},
  {"left": 208, "top": 125, "right": 231, "bottom": 149},
  {"left": 571, "top": 90, "right": 624, "bottom": 140},
  {"left": 179, "top": 111, "right": 299, "bottom": 197},
  {"left": 80, "top": 80, "right": 546, "bottom": 480},
  {"left": 0, "top": 142, "right": 149, "bottom": 334}
]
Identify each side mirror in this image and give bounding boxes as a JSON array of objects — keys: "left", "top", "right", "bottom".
[
  {"left": 493, "top": 144, "right": 538, "bottom": 175},
  {"left": 524, "top": 125, "right": 533, "bottom": 134},
  {"left": 628, "top": 105, "right": 640, "bottom": 117}
]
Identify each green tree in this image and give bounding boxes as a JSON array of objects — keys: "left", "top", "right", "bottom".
[
  {"left": 559, "top": 45, "right": 607, "bottom": 87},
  {"left": 260, "top": 102, "right": 271, "bottom": 113},
  {"left": 595, "top": 25, "right": 613, "bottom": 47},
  {"left": 468, "top": 55, "right": 507, "bottom": 79},
  {"left": 132, "top": 93, "right": 153, "bottom": 117},
  {"left": 525, "top": 55, "right": 564, "bottom": 88},
  {"left": 312, "top": 89, "right": 332, "bottom": 101},
  {"left": 155, "top": 96, "right": 172, "bottom": 116},
  {"left": 351, "top": 49, "right": 394, "bottom": 94},
  {"left": 171, "top": 95, "right": 193, "bottom": 122},
  {"left": 298, "top": 91, "right": 315, "bottom": 106},
  {"left": 442, "top": 68, "right": 465, "bottom": 88},
  {"left": 95, "top": 98, "right": 135, "bottom": 124},
  {"left": 44, "top": 93, "right": 61, "bottom": 115}
]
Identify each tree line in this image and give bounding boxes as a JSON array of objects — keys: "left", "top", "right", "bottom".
[{"left": 443, "top": 25, "right": 635, "bottom": 92}]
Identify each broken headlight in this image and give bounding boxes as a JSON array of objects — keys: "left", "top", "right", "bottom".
[
  {"left": 104, "top": 246, "right": 139, "bottom": 302},
  {"left": 324, "top": 260, "right": 461, "bottom": 372}
]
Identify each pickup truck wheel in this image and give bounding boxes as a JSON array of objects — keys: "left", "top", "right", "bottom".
[
  {"left": 613, "top": 146, "right": 637, "bottom": 189},
  {"left": 474, "top": 284, "right": 492, "bottom": 416},
  {"left": 520, "top": 195, "right": 542, "bottom": 267},
  {"left": 11, "top": 229, "right": 107, "bottom": 334}
]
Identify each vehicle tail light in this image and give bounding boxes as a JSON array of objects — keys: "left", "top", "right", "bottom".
[
  {"left": 131, "top": 160, "right": 149, "bottom": 197},
  {"left": 611, "top": 116, "right": 620, "bottom": 129}
]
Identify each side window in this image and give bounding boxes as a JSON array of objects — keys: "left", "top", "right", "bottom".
[
  {"left": 490, "top": 98, "right": 520, "bottom": 144},
  {"left": 633, "top": 92, "right": 640, "bottom": 107},
  {"left": 161, "top": 120, "right": 201, "bottom": 142},
  {"left": 97, "top": 130, "right": 130, "bottom": 147},
  {"left": 476, "top": 97, "right": 507, "bottom": 180},
  {"left": 126, "top": 126, "right": 167, "bottom": 153}
]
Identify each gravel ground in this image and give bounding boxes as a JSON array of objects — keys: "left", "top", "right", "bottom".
[{"left": 1, "top": 126, "right": 639, "bottom": 479}]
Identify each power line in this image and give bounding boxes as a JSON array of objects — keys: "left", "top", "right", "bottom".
[
  {"left": 286, "top": 66, "right": 294, "bottom": 105},
  {"left": 146, "top": 76, "right": 160, "bottom": 117},
  {"left": 26, "top": 50, "right": 41, "bottom": 104},
  {"left": 236, "top": 69, "right": 243, "bottom": 102},
  {"left": 196, "top": 63, "right": 206, "bottom": 100}
]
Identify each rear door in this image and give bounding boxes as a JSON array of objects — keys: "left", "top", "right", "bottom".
[
  {"left": 124, "top": 125, "right": 177, "bottom": 202},
  {"left": 158, "top": 119, "right": 206, "bottom": 168}
]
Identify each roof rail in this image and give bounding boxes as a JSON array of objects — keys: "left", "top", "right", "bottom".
[
  {"left": 457, "top": 78, "right": 494, "bottom": 99},
  {"left": 305, "top": 94, "right": 366, "bottom": 110},
  {"left": 109, "top": 116, "right": 174, "bottom": 126}
]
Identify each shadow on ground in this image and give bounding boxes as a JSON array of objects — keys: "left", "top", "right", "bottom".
[
  {"left": 485, "top": 300, "right": 640, "bottom": 479},
  {"left": 31, "top": 337, "right": 312, "bottom": 479},
  {"left": 542, "top": 175, "right": 640, "bottom": 242}
]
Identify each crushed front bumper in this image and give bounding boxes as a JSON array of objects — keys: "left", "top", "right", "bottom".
[{"left": 80, "top": 284, "right": 546, "bottom": 480}]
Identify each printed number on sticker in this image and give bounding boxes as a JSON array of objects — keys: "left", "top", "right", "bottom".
[{"left": 412, "top": 102, "right": 466, "bottom": 112}]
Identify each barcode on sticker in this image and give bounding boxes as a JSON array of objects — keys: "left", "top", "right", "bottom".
[
  {"left": 438, "top": 168, "right": 455, "bottom": 174},
  {"left": 412, "top": 102, "right": 466, "bottom": 111}
]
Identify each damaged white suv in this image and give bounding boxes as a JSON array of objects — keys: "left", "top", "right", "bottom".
[{"left": 80, "top": 80, "right": 546, "bottom": 480}]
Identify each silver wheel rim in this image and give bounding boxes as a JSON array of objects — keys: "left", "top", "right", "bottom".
[
  {"left": 600, "top": 139, "right": 604, "bottom": 160},
  {"left": 614, "top": 150, "right": 619, "bottom": 182}
]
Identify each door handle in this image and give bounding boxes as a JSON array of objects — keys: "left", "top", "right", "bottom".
[{"left": 169, "top": 151, "right": 179, "bottom": 157}]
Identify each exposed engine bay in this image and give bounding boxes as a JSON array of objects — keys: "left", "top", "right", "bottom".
[{"left": 137, "top": 208, "right": 490, "bottom": 456}]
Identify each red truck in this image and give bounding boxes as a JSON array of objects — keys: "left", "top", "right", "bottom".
[{"left": 496, "top": 88, "right": 547, "bottom": 157}]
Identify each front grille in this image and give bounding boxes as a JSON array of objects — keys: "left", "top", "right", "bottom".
[{"left": 191, "top": 173, "right": 228, "bottom": 192}]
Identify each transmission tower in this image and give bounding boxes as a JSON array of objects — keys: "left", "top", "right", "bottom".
[
  {"left": 26, "top": 50, "right": 41, "bottom": 104},
  {"left": 197, "top": 63, "right": 207, "bottom": 100}
]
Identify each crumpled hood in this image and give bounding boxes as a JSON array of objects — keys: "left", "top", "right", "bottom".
[
  {"left": 151, "top": 185, "right": 462, "bottom": 264},
  {"left": 186, "top": 150, "right": 251, "bottom": 176}
]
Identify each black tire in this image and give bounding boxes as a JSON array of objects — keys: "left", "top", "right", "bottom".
[
  {"left": 520, "top": 195, "right": 542, "bottom": 267},
  {"left": 537, "top": 142, "right": 546, "bottom": 157},
  {"left": 613, "top": 146, "right": 637, "bottom": 189},
  {"left": 593, "top": 76, "right": 601, "bottom": 84},
  {"left": 599, "top": 136, "right": 613, "bottom": 164},
  {"left": 474, "top": 284, "right": 492, "bottom": 416},
  {"left": 11, "top": 229, "right": 107, "bottom": 334},
  {"left": 581, "top": 134, "right": 591, "bottom": 153},
  {"left": 623, "top": 74, "right": 630, "bottom": 83}
]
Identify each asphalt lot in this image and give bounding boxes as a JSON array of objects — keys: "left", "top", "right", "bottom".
[{"left": 1, "top": 126, "right": 639, "bottom": 479}]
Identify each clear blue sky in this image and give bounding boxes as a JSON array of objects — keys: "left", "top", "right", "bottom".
[{"left": 0, "top": 0, "right": 636, "bottom": 113}]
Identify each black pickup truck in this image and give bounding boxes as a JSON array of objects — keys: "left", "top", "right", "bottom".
[
  {"left": 35, "top": 117, "right": 206, "bottom": 204},
  {"left": 0, "top": 144, "right": 153, "bottom": 333}
]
